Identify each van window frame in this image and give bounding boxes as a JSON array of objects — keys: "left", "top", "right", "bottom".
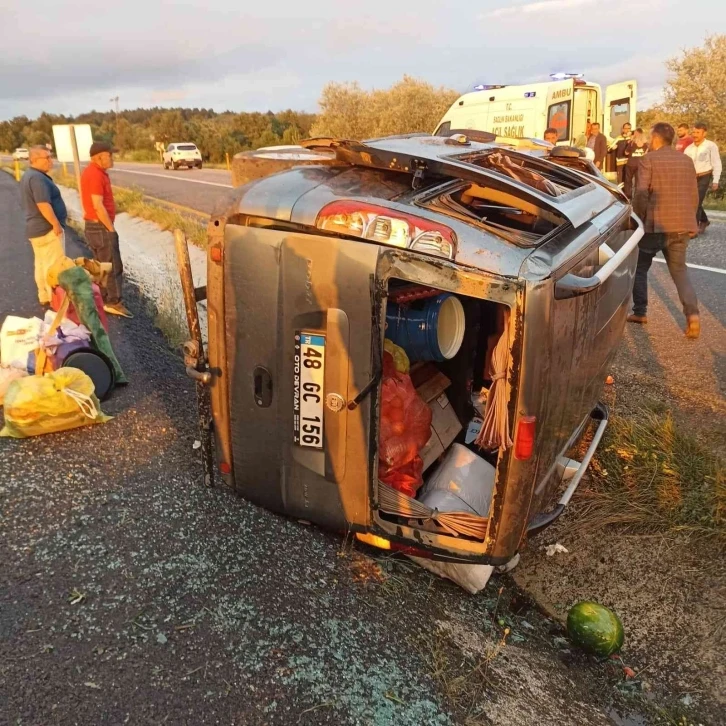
[{"left": 547, "top": 99, "right": 572, "bottom": 143}]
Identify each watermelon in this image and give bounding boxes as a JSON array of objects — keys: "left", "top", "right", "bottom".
[{"left": 567, "top": 601, "right": 624, "bottom": 656}]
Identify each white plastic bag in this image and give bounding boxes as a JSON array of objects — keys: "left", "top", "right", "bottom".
[
  {"left": 407, "top": 556, "right": 495, "bottom": 595},
  {"left": 419, "top": 444, "right": 496, "bottom": 517},
  {"left": 40, "top": 310, "right": 91, "bottom": 354},
  {"left": 0, "top": 316, "right": 43, "bottom": 370}
]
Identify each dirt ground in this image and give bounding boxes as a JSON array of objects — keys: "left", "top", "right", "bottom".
[{"left": 514, "top": 245, "right": 726, "bottom": 726}]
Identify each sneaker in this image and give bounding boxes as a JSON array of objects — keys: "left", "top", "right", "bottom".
[
  {"left": 627, "top": 314, "right": 648, "bottom": 324},
  {"left": 103, "top": 302, "right": 134, "bottom": 318}
]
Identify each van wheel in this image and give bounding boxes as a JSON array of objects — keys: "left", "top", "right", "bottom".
[{"left": 172, "top": 161, "right": 179, "bottom": 170}]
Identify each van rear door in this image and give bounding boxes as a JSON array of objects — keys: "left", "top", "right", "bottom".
[
  {"left": 223, "top": 224, "right": 379, "bottom": 532},
  {"left": 544, "top": 80, "right": 575, "bottom": 143},
  {"left": 604, "top": 80, "right": 637, "bottom": 140}
]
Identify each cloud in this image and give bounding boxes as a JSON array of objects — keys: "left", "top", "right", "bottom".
[
  {"left": 148, "top": 90, "right": 190, "bottom": 105},
  {"left": 481, "top": 0, "right": 596, "bottom": 19}
]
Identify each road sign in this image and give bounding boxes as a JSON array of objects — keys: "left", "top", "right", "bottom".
[{"left": 52, "top": 124, "right": 93, "bottom": 163}]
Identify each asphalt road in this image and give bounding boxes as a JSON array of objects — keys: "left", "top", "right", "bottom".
[{"left": 1, "top": 155, "right": 233, "bottom": 215}]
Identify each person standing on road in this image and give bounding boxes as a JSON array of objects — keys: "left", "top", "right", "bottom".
[
  {"left": 675, "top": 123, "right": 693, "bottom": 153},
  {"left": 20, "top": 146, "right": 67, "bottom": 307},
  {"left": 629, "top": 122, "right": 700, "bottom": 339},
  {"left": 684, "top": 122, "right": 722, "bottom": 235},
  {"left": 610, "top": 122, "right": 633, "bottom": 184},
  {"left": 81, "top": 142, "right": 132, "bottom": 318},
  {"left": 622, "top": 128, "right": 648, "bottom": 199},
  {"left": 587, "top": 122, "right": 608, "bottom": 170}
]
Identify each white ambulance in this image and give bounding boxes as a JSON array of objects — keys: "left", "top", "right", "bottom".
[{"left": 435, "top": 75, "right": 637, "bottom": 177}]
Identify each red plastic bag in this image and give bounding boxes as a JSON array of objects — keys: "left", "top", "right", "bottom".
[
  {"left": 378, "top": 367, "right": 432, "bottom": 496},
  {"left": 379, "top": 456, "right": 424, "bottom": 499}
]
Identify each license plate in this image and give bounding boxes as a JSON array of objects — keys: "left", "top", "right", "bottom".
[{"left": 294, "top": 332, "right": 325, "bottom": 448}]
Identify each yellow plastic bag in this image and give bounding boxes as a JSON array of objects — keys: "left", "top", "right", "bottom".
[
  {"left": 0, "top": 367, "right": 111, "bottom": 438},
  {"left": 384, "top": 339, "right": 410, "bottom": 374}
]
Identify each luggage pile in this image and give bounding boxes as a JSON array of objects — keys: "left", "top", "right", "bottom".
[{"left": 0, "top": 256, "right": 123, "bottom": 437}]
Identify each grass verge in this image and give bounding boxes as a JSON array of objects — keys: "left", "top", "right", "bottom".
[
  {"left": 704, "top": 196, "right": 726, "bottom": 212},
  {"left": 576, "top": 406, "right": 725, "bottom": 540}
]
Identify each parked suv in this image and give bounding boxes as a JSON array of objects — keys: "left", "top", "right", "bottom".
[
  {"left": 163, "top": 143, "right": 202, "bottom": 170},
  {"left": 13, "top": 148, "right": 29, "bottom": 161}
]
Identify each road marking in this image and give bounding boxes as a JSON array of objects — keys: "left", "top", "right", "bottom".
[
  {"left": 109, "top": 168, "right": 232, "bottom": 188},
  {"left": 653, "top": 258, "right": 726, "bottom": 275}
]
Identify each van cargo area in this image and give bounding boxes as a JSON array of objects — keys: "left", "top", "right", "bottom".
[{"left": 374, "top": 278, "right": 512, "bottom": 550}]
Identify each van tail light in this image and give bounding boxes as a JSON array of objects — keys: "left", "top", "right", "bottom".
[
  {"left": 219, "top": 462, "right": 232, "bottom": 475},
  {"left": 355, "top": 532, "right": 391, "bottom": 550},
  {"left": 210, "top": 244, "right": 223, "bottom": 263},
  {"left": 514, "top": 416, "right": 537, "bottom": 461},
  {"left": 316, "top": 201, "right": 456, "bottom": 260},
  {"left": 390, "top": 542, "right": 434, "bottom": 559}
]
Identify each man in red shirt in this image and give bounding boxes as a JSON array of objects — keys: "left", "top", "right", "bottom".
[
  {"left": 81, "top": 142, "right": 132, "bottom": 317},
  {"left": 675, "top": 124, "right": 693, "bottom": 153}
]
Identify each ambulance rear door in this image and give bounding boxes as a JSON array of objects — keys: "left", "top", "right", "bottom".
[
  {"left": 604, "top": 80, "right": 637, "bottom": 141},
  {"left": 544, "top": 80, "right": 575, "bottom": 143}
]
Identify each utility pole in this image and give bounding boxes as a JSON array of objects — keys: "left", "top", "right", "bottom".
[{"left": 110, "top": 96, "right": 120, "bottom": 141}]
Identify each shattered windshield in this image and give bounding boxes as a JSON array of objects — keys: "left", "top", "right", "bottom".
[{"left": 454, "top": 150, "right": 582, "bottom": 197}]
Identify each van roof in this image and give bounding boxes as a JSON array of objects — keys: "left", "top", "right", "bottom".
[
  {"left": 300, "top": 135, "right": 618, "bottom": 229},
  {"left": 226, "top": 134, "right": 627, "bottom": 279}
]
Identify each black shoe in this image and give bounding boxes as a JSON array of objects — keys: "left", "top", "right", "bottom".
[{"left": 627, "top": 314, "right": 648, "bottom": 324}]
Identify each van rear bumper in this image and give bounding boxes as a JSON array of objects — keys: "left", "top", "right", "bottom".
[{"left": 526, "top": 402, "right": 609, "bottom": 536}]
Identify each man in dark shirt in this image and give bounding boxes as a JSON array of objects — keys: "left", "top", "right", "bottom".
[
  {"left": 629, "top": 122, "right": 700, "bottom": 338},
  {"left": 81, "top": 141, "right": 132, "bottom": 318},
  {"left": 587, "top": 122, "right": 608, "bottom": 169},
  {"left": 609, "top": 122, "right": 632, "bottom": 183},
  {"left": 20, "top": 146, "right": 67, "bottom": 306}
]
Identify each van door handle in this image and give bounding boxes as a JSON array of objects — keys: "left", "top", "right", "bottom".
[
  {"left": 253, "top": 366, "right": 273, "bottom": 408},
  {"left": 554, "top": 222, "right": 643, "bottom": 299}
]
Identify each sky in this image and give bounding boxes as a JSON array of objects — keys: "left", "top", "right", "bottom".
[{"left": 2, "top": 0, "right": 724, "bottom": 120}]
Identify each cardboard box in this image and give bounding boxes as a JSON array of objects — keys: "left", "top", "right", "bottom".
[{"left": 420, "top": 391, "right": 463, "bottom": 471}]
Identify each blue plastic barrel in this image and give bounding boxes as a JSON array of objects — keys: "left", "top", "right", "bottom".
[{"left": 385, "top": 293, "right": 465, "bottom": 362}]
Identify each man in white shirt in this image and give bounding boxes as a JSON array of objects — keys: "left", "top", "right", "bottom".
[{"left": 685, "top": 122, "right": 722, "bottom": 234}]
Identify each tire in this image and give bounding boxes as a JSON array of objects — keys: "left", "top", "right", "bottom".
[
  {"left": 172, "top": 161, "right": 178, "bottom": 170},
  {"left": 197, "top": 163, "right": 203, "bottom": 170}
]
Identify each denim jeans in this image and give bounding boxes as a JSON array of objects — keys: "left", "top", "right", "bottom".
[
  {"left": 632, "top": 233, "right": 699, "bottom": 317},
  {"left": 84, "top": 222, "right": 123, "bottom": 304}
]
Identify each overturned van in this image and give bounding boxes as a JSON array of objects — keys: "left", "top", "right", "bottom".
[{"left": 178, "top": 133, "right": 643, "bottom": 566}]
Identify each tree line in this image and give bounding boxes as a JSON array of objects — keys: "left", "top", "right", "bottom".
[
  {"left": 2, "top": 36, "right": 722, "bottom": 161},
  {"left": 0, "top": 108, "right": 316, "bottom": 164}
]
